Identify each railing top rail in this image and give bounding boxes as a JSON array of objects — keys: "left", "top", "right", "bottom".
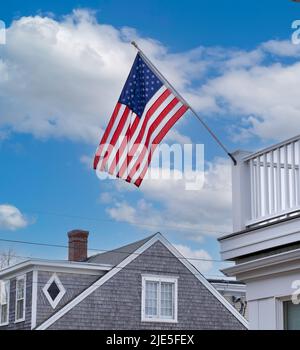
[{"left": 243, "top": 134, "right": 300, "bottom": 162}]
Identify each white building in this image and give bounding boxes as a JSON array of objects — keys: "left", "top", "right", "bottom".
[{"left": 219, "top": 135, "right": 300, "bottom": 330}]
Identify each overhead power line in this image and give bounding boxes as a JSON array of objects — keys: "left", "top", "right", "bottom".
[
  {"left": 0, "top": 237, "right": 231, "bottom": 264},
  {"left": 0, "top": 253, "right": 231, "bottom": 282}
]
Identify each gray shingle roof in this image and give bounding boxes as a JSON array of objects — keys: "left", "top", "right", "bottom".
[{"left": 86, "top": 234, "right": 157, "bottom": 266}]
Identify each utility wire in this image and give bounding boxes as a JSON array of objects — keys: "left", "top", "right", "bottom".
[
  {"left": 0, "top": 253, "right": 232, "bottom": 282},
  {"left": 0, "top": 237, "right": 231, "bottom": 264}
]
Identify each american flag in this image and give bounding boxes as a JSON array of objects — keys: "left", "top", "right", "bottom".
[{"left": 93, "top": 53, "right": 189, "bottom": 187}]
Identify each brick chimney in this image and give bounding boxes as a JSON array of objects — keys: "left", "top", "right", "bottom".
[{"left": 68, "top": 229, "right": 89, "bottom": 262}]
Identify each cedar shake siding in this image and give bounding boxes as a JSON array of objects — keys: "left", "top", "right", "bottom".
[
  {"left": 1, "top": 272, "right": 32, "bottom": 330},
  {"left": 46, "top": 242, "right": 245, "bottom": 330},
  {"left": 36, "top": 271, "right": 102, "bottom": 326}
]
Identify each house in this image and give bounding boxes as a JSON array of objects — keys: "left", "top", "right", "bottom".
[
  {"left": 219, "top": 134, "right": 300, "bottom": 329},
  {"left": 0, "top": 230, "right": 248, "bottom": 330},
  {"left": 208, "top": 279, "right": 248, "bottom": 319}
]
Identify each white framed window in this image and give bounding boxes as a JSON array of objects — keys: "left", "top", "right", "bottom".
[
  {"left": 0, "top": 280, "right": 10, "bottom": 326},
  {"left": 141, "top": 275, "right": 178, "bottom": 323},
  {"left": 15, "top": 275, "right": 26, "bottom": 322},
  {"left": 42, "top": 273, "right": 66, "bottom": 309}
]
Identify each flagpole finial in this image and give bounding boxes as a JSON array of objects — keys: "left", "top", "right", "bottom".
[{"left": 131, "top": 41, "right": 139, "bottom": 50}]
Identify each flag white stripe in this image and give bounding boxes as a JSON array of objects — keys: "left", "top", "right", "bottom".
[
  {"left": 105, "top": 86, "right": 167, "bottom": 175},
  {"left": 104, "top": 110, "right": 135, "bottom": 174},
  {"left": 121, "top": 93, "right": 177, "bottom": 178},
  {"left": 130, "top": 101, "right": 184, "bottom": 183},
  {"left": 97, "top": 104, "right": 127, "bottom": 170},
  {"left": 126, "top": 86, "right": 167, "bottom": 151}
]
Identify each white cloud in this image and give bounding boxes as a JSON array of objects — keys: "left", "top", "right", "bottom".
[
  {"left": 99, "top": 192, "right": 114, "bottom": 204},
  {"left": 163, "top": 129, "right": 192, "bottom": 145},
  {"left": 262, "top": 39, "right": 300, "bottom": 57},
  {"left": 80, "top": 155, "right": 93, "bottom": 169},
  {"left": 1, "top": 11, "right": 298, "bottom": 145},
  {"left": 200, "top": 59, "right": 300, "bottom": 141},
  {"left": 106, "top": 157, "right": 232, "bottom": 241},
  {"left": 173, "top": 244, "right": 213, "bottom": 273},
  {"left": 0, "top": 205, "right": 28, "bottom": 230},
  {"left": 0, "top": 10, "right": 205, "bottom": 144}
]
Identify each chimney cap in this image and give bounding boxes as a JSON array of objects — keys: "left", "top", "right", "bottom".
[{"left": 68, "top": 229, "right": 89, "bottom": 238}]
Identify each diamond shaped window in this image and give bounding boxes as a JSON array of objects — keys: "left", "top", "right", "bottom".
[
  {"left": 42, "top": 274, "right": 66, "bottom": 309},
  {"left": 47, "top": 281, "right": 60, "bottom": 301}
]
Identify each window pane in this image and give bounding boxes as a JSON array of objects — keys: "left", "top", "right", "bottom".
[
  {"left": 145, "top": 281, "right": 158, "bottom": 317},
  {"left": 16, "top": 300, "right": 24, "bottom": 320},
  {"left": 0, "top": 281, "right": 9, "bottom": 305},
  {"left": 16, "top": 279, "right": 24, "bottom": 300},
  {"left": 160, "top": 282, "right": 174, "bottom": 318},
  {"left": 1, "top": 304, "right": 7, "bottom": 324},
  {"left": 284, "top": 301, "right": 300, "bottom": 330}
]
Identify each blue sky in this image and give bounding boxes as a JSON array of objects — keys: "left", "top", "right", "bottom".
[{"left": 1, "top": 0, "right": 300, "bottom": 277}]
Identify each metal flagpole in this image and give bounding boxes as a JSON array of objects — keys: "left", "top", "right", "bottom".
[{"left": 131, "top": 41, "right": 237, "bottom": 166}]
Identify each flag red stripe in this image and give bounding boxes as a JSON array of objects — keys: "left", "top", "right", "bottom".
[
  {"left": 126, "top": 97, "right": 180, "bottom": 182},
  {"left": 134, "top": 105, "right": 188, "bottom": 187},
  {"left": 99, "top": 106, "right": 130, "bottom": 172},
  {"left": 107, "top": 114, "right": 140, "bottom": 175},
  {"left": 107, "top": 114, "right": 139, "bottom": 175},
  {"left": 116, "top": 89, "right": 172, "bottom": 178},
  {"left": 93, "top": 103, "right": 122, "bottom": 169}
]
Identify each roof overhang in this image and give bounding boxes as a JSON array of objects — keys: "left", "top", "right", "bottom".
[
  {"left": 0, "top": 259, "right": 112, "bottom": 279},
  {"left": 219, "top": 216, "right": 300, "bottom": 261},
  {"left": 222, "top": 247, "right": 300, "bottom": 281}
]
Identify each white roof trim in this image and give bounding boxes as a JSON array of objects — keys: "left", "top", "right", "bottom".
[
  {"left": 223, "top": 246, "right": 300, "bottom": 277},
  {"left": 36, "top": 233, "right": 248, "bottom": 330},
  {"left": 0, "top": 259, "right": 112, "bottom": 278}
]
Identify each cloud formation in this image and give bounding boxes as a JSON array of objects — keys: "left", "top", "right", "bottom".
[
  {"left": 173, "top": 243, "right": 213, "bottom": 273},
  {"left": 105, "top": 157, "right": 232, "bottom": 241},
  {"left": 0, "top": 204, "right": 28, "bottom": 230},
  {"left": 0, "top": 10, "right": 205, "bottom": 144},
  {"left": 1, "top": 10, "right": 299, "bottom": 146}
]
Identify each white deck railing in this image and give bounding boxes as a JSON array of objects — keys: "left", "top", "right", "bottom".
[{"left": 232, "top": 135, "right": 300, "bottom": 230}]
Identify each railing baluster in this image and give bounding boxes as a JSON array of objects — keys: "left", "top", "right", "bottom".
[
  {"left": 284, "top": 144, "right": 290, "bottom": 210},
  {"left": 276, "top": 147, "right": 282, "bottom": 212},
  {"left": 247, "top": 137, "right": 300, "bottom": 227},
  {"left": 270, "top": 150, "right": 275, "bottom": 214},
  {"left": 256, "top": 156, "right": 261, "bottom": 218},
  {"left": 263, "top": 153, "right": 269, "bottom": 216},
  {"left": 298, "top": 141, "right": 300, "bottom": 206},
  {"left": 292, "top": 142, "right": 296, "bottom": 208},
  {"left": 250, "top": 159, "right": 256, "bottom": 220}
]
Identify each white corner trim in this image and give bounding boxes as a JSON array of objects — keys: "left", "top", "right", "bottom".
[
  {"left": 36, "top": 233, "right": 249, "bottom": 330},
  {"left": 42, "top": 273, "right": 66, "bottom": 309},
  {"left": 36, "top": 234, "right": 161, "bottom": 330},
  {"left": 31, "top": 270, "right": 38, "bottom": 330}
]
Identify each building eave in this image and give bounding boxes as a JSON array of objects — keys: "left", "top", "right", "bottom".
[
  {"left": 222, "top": 247, "right": 300, "bottom": 280},
  {"left": 0, "top": 259, "right": 113, "bottom": 278}
]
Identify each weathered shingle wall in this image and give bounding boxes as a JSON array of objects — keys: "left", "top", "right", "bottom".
[
  {"left": 36, "top": 271, "right": 100, "bottom": 326},
  {"left": 0, "top": 271, "right": 32, "bottom": 330},
  {"left": 47, "top": 242, "right": 245, "bottom": 330}
]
